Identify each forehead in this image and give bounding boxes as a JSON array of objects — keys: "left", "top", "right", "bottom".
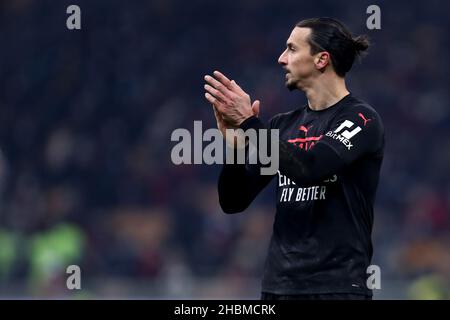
[{"left": 287, "top": 27, "right": 311, "bottom": 46}]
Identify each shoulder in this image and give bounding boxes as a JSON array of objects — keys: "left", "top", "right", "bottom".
[
  {"left": 340, "top": 95, "right": 382, "bottom": 118},
  {"left": 334, "top": 95, "right": 384, "bottom": 130}
]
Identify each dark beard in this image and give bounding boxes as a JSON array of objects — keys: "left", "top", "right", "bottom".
[{"left": 286, "top": 80, "right": 297, "bottom": 91}]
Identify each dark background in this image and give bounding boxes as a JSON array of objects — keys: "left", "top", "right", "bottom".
[{"left": 0, "top": 0, "right": 449, "bottom": 299}]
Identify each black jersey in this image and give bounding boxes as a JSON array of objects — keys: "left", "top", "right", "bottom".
[{"left": 218, "top": 93, "right": 385, "bottom": 295}]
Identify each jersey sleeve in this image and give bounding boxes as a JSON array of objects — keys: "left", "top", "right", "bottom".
[
  {"left": 318, "top": 104, "right": 384, "bottom": 165},
  {"left": 239, "top": 105, "right": 384, "bottom": 187}
]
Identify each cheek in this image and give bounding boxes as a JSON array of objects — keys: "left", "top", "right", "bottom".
[{"left": 291, "top": 54, "right": 314, "bottom": 74}]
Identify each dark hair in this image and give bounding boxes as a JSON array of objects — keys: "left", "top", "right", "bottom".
[{"left": 296, "top": 17, "right": 370, "bottom": 77}]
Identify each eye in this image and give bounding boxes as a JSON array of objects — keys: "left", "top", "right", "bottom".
[{"left": 287, "top": 44, "right": 296, "bottom": 52}]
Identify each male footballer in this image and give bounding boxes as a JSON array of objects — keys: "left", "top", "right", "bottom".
[{"left": 204, "top": 17, "right": 384, "bottom": 300}]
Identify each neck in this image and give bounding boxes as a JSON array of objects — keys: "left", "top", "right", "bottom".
[{"left": 303, "top": 74, "right": 350, "bottom": 111}]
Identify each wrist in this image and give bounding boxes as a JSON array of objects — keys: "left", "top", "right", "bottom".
[{"left": 239, "top": 116, "right": 264, "bottom": 131}]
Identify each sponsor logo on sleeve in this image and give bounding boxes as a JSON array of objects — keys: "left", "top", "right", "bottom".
[{"left": 325, "top": 120, "right": 362, "bottom": 150}]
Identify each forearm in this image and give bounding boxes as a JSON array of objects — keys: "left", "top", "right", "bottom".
[
  {"left": 218, "top": 163, "right": 250, "bottom": 213},
  {"left": 218, "top": 160, "right": 273, "bottom": 214}
]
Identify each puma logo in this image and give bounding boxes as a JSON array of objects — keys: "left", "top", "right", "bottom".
[
  {"left": 299, "top": 125, "right": 313, "bottom": 135},
  {"left": 358, "top": 113, "right": 371, "bottom": 126}
]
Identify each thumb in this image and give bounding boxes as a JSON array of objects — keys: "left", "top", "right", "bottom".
[{"left": 252, "top": 100, "right": 260, "bottom": 117}]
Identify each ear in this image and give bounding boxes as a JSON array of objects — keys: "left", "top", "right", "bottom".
[{"left": 315, "top": 52, "right": 330, "bottom": 70}]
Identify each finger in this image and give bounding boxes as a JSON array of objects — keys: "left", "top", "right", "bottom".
[
  {"left": 204, "top": 93, "right": 226, "bottom": 113},
  {"left": 212, "top": 104, "right": 220, "bottom": 121},
  {"left": 212, "top": 105, "right": 222, "bottom": 121},
  {"left": 204, "top": 75, "right": 232, "bottom": 96},
  {"left": 252, "top": 100, "right": 260, "bottom": 117},
  {"left": 230, "top": 79, "right": 251, "bottom": 100},
  {"left": 204, "top": 92, "right": 217, "bottom": 105},
  {"left": 213, "top": 70, "right": 234, "bottom": 90},
  {"left": 204, "top": 84, "right": 228, "bottom": 103},
  {"left": 231, "top": 80, "right": 244, "bottom": 94}
]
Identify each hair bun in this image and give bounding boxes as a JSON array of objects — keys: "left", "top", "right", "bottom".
[{"left": 352, "top": 35, "right": 370, "bottom": 53}]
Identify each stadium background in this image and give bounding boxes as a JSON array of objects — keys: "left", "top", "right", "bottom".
[{"left": 0, "top": 0, "right": 449, "bottom": 299}]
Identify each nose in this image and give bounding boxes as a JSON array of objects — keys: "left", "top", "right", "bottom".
[{"left": 278, "top": 49, "right": 287, "bottom": 65}]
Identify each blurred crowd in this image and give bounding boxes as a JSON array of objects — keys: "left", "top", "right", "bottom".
[{"left": 0, "top": 0, "right": 449, "bottom": 298}]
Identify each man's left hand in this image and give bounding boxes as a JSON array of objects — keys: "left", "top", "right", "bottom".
[{"left": 204, "top": 70, "right": 260, "bottom": 127}]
